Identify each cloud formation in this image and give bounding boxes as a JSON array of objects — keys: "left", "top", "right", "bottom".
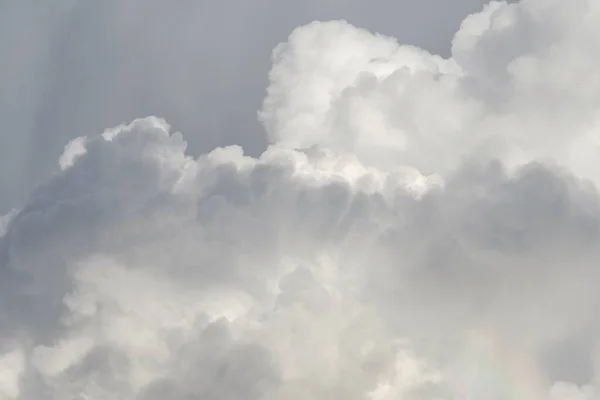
[
  {"left": 0, "top": 0, "right": 498, "bottom": 213},
  {"left": 2, "top": 0, "right": 600, "bottom": 399}
]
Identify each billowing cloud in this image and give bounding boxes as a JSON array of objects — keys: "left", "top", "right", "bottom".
[
  {"left": 2, "top": 0, "right": 600, "bottom": 399},
  {"left": 0, "top": 0, "right": 499, "bottom": 213}
]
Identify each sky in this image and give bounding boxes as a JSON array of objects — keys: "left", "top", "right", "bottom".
[{"left": 2, "top": 0, "right": 600, "bottom": 399}]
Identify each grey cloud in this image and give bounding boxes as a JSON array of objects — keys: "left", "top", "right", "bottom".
[{"left": 0, "top": 114, "right": 599, "bottom": 398}]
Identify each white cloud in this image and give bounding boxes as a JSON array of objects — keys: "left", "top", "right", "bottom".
[
  {"left": 2, "top": 0, "right": 600, "bottom": 398},
  {"left": 262, "top": 0, "right": 600, "bottom": 182},
  {"left": 0, "top": 347, "right": 25, "bottom": 399}
]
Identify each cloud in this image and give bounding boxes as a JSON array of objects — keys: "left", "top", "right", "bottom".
[
  {"left": 0, "top": 0, "right": 498, "bottom": 214},
  {"left": 2, "top": 0, "right": 600, "bottom": 399},
  {"left": 262, "top": 0, "right": 600, "bottom": 182}
]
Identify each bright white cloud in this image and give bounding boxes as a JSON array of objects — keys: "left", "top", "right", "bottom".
[
  {"left": 262, "top": 1, "right": 600, "bottom": 183},
  {"left": 2, "top": 0, "right": 600, "bottom": 399}
]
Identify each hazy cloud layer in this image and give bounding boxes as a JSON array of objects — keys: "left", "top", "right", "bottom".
[{"left": 2, "top": 0, "right": 600, "bottom": 399}]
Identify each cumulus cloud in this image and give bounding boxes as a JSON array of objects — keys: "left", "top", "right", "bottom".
[
  {"left": 2, "top": 0, "right": 600, "bottom": 399},
  {"left": 0, "top": 0, "right": 494, "bottom": 213}
]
